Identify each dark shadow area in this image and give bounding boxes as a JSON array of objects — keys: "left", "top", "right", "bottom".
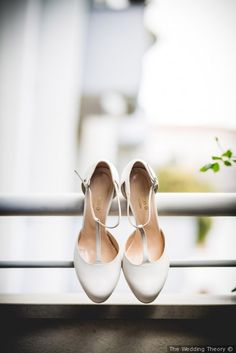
[{"left": 0, "top": 318, "right": 235, "bottom": 353}]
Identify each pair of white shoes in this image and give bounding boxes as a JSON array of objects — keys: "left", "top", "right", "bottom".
[{"left": 74, "top": 159, "right": 169, "bottom": 303}]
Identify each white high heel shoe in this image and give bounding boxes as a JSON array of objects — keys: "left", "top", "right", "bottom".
[
  {"left": 121, "top": 159, "right": 169, "bottom": 303},
  {"left": 74, "top": 160, "right": 121, "bottom": 303}
]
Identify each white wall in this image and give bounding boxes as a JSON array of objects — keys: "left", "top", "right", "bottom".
[
  {"left": 83, "top": 5, "right": 147, "bottom": 96},
  {"left": 140, "top": 0, "right": 236, "bottom": 129},
  {"left": 0, "top": 0, "right": 88, "bottom": 292}
]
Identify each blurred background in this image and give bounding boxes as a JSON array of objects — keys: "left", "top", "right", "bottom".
[{"left": 0, "top": 0, "right": 235, "bottom": 301}]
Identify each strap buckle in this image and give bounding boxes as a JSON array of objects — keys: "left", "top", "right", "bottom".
[
  {"left": 74, "top": 170, "right": 90, "bottom": 191},
  {"left": 146, "top": 164, "right": 158, "bottom": 192}
]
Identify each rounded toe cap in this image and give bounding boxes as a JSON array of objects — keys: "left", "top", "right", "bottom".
[
  {"left": 123, "top": 255, "right": 169, "bottom": 303},
  {"left": 80, "top": 274, "right": 119, "bottom": 303},
  {"left": 74, "top": 248, "right": 121, "bottom": 303},
  {"left": 125, "top": 279, "right": 163, "bottom": 303}
]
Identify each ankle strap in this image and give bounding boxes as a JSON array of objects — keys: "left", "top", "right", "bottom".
[
  {"left": 126, "top": 186, "right": 153, "bottom": 229},
  {"left": 74, "top": 170, "right": 121, "bottom": 230},
  {"left": 126, "top": 186, "right": 154, "bottom": 264},
  {"left": 121, "top": 161, "right": 158, "bottom": 264}
]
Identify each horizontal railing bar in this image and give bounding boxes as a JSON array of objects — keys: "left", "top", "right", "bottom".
[
  {"left": 170, "top": 260, "right": 236, "bottom": 267},
  {"left": 0, "top": 260, "right": 235, "bottom": 268},
  {"left": 0, "top": 193, "right": 236, "bottom": 216}
]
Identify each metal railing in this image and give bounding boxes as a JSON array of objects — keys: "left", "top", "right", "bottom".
[
  {"left": 0, "top": 192, "right": 236, "bottom": 269},
  {"left": 0, "top": 192, "right": 236, "bottom": 216}
]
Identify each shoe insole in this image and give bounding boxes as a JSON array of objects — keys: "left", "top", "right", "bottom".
[
  {"left": 78, "top": 167, "right": 118, "bottom": 263},
  {"left": 126, "top": 167, "right": 164, "bottom": 265}
]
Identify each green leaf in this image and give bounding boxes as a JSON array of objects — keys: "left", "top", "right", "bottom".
[
  {"left": 200, "top": 163, "right": 213, "bottom": 172},
  {"left": 233, "top": 159, "right": 236, "bottom": 163},
  {"left": 212, "top": 156, "right": 222, "bottom": 160},
  {"left": 222, "top": 149, "right": 232, "bottom": 158},
  {"left": 211, "top": 163, "right": 220, "bottom": 172},
  {"left": 224, "top": 160, "right": 232, "bottom": 166}
]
